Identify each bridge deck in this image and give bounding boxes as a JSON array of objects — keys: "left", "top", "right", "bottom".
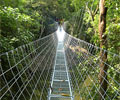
[{"left": 48, "top": 42, "right": 73, "bottom": 100}]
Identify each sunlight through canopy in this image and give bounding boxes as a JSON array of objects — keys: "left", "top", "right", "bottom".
[{"left": 56, "top": 26, "right": 65, "bottom": 42}]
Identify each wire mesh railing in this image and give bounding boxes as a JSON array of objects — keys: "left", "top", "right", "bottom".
[
  {"left": 0, "top": 33, "right": 58, "bottom": 100},
  {"left": 64, "top": 33, "right": 120, "bottom": 100},
  {"left": 0, "top": 31, "right": 120, "bottom": 100}
]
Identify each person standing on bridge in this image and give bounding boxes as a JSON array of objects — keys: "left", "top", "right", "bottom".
[{"left": 57, "top": 18, "right": 64, "bottom": 26}]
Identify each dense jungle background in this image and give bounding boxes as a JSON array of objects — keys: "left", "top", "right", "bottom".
[{"left": 0, "top": 0, "right": 120, "bottom": 100}]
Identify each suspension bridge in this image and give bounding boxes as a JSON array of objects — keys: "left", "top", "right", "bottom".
[{"left": 0, "top": 26, "right": 120, "bottom": 100}]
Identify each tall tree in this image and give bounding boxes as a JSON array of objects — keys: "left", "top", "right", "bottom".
[{"left": 99, "top": 0, "right": 108, "bottom": 99}]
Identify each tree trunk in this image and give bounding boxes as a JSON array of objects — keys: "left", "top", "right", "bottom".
[{"left": 99, "top": 0, "right": 108, "bottom": 100}]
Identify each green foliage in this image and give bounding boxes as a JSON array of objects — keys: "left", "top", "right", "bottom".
[
  {"left": 106, "top": 21, "right": 120, "bottom": 54},
  {"left": 0, "top": 0, "right": 120, "bottom": 100},
  {"left": 68, "top": 0, "right": 119, "bottom": 55},
  {"left": 0, "top": 6, "right": 34, "bottom": 52}
]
